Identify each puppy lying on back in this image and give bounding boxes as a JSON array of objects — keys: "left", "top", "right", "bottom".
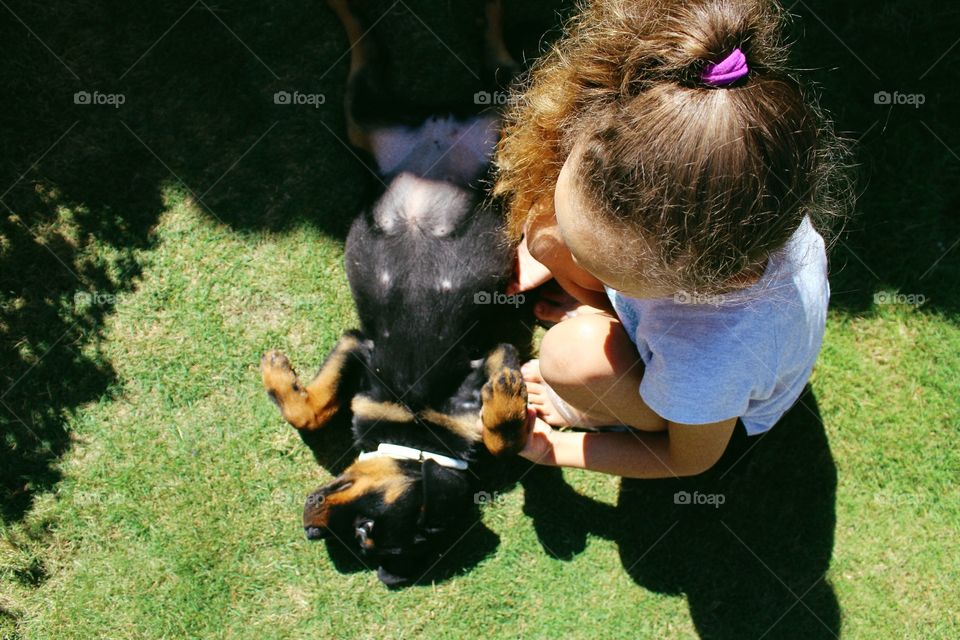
[{"left": 260, "top": 0, "right": 531, "bottom": 586}]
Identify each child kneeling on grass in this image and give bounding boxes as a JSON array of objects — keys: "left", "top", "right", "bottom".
[{"left": 492, "top": 0, "right": 851, "bottom": 478}]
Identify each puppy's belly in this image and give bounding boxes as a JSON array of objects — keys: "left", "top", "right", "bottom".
[
  {"left": 371, "top": 172, "right": 474, "bottom": 237},
  {"left": 369, "top": 114, "right": 499, "bottom": 184}
]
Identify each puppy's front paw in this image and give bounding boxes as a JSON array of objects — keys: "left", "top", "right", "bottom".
[
  {"left": 480, "top": 367, "right": 529, "bottom": 456},
  {"left": 261, "top": 350, "right": 301, "bottom": 399},
  {"left": 260, "top": 350, "right": 318, "bottom": 429}
]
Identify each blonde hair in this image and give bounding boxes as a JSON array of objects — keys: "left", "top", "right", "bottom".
[{"left": 494, "top": 0, "right": 852, "bottom": 291}]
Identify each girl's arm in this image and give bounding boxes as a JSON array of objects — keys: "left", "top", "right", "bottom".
[
  {"left": 520, "top": 415, "right": 737, "bottom": 479},
  {"left": 507, "top": 232, "right": 555, "bottom": 295}
]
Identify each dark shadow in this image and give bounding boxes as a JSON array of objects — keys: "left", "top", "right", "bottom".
[
  {"left": 324, "top": 519, "right": 501, "bottom": 589},
  {"left": 0, "top": 0, "right": 571, "bottom": 533},
  {"left": 522, "top": 388, "right": 839, "bottom": 639},
  {"left": 786, "top": 0, "right": 960, "bottom": 316},
  {"left": 520, "top": 465, "right": 618, "bottom": 560},
  {"left": 618, "top": 389, "right": 838, "bottom": 639}
]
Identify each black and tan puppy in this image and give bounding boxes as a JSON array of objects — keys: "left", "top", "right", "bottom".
[{"left": 260, "top": 0, "right": 530, "bottom": 586}]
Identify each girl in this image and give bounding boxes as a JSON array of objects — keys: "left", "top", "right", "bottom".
[{"left": 493, "top": 0, "right": 850, "bottom": 478}]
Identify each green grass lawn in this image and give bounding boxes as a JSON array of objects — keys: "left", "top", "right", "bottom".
[{"left": 2, "top": 1, "right": 958, "bottom": 638}]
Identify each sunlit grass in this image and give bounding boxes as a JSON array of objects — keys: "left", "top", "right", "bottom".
[{"left": 2, "top": 200, "right": 956, "bottom": 639}]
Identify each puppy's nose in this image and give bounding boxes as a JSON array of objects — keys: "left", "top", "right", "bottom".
[{"left": 304, "top": 526, "right": 327, "bottom": 540}]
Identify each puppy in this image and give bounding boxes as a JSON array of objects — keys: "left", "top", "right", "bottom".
[{"left": 261, "top": 0, "right": 530, "bottom": 586}]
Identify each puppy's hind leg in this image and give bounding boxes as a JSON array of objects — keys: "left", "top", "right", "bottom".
[
  {"left": 480, "top": 344, "right": 530, "bottom": 456},
  {"left": 328, "top": 0, "right": 383, "bottom": 153},
  {"left": 261, "top": 332, "right": 365, "bottom": 430},
  {"left": 484, "top": 0, "right": 518, "bottom": 87}
]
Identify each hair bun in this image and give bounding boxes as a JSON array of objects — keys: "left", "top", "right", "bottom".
[{"left": 623, "top": 0, "right": 788, "bottom": 86}]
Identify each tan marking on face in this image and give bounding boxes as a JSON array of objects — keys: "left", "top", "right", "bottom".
[
  {"left": 303, "top": 457, "right": 413, "bottom": 529},
  {"left": 351, "top": 396, "right": 416, "bottom": 423}
]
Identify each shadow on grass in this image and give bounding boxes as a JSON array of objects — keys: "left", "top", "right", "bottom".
[
  {"left": 0, "top": 0, "right": 570, "bottom": 534},
  {"left": 787, "top": 0, "right": 960, "bottom": 316},
  {"left": 324, "top": 520, "right": 503, "bottom": 588},
  {"left": 522, "top": 388, "right": 839, "bottom": 639}
]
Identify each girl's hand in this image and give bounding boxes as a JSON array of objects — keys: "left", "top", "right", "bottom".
[
  {"left": 519, "top": 411, "right": 557, "bottom": 465},
  {"left": 507, "top": 234, "right": 554, "bottom": 295}
]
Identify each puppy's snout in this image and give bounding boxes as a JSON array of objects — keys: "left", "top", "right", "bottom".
[{"left": 303, "top": 488, "right": 332, "bottom": 538}]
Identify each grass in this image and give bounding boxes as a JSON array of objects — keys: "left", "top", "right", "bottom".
[{"left": 1, "top": 0, "right": 959, "bottom": 638}]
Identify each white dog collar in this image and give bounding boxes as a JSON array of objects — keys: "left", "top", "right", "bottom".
[{"left": 358, "top": 443, "right": 469, "bottom": 471}]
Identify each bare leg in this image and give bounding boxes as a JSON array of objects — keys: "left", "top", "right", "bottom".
[{"left": 523, "top": 313, "right": 666, "bottom": 431}]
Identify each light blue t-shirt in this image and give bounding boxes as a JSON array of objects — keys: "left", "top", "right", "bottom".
[{"left": 606, "top": 217, "right": 829, "bottom": 435}]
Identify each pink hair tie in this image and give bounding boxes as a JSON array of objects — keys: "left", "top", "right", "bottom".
[{"left": 701, "top": 48, "right": 749, "bottom": 86}]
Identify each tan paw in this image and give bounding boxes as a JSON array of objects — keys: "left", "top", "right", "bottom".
[
  {"left": 261, "top": 350, "right": 301, "bottom": 399},
  {"left": 260, "top": 350, "right": 319, "bottom": 429},
  {"left": 480, "top": 367, "right": 529, "bottom": 456}
]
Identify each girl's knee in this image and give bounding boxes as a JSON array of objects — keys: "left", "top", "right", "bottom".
[{"left": 539, "top": 315, "right": 617, "bottom": 389}]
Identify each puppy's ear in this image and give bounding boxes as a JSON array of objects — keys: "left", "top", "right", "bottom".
[{"left": 417, "top": 459, "right": 471, "bottom": 534}]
